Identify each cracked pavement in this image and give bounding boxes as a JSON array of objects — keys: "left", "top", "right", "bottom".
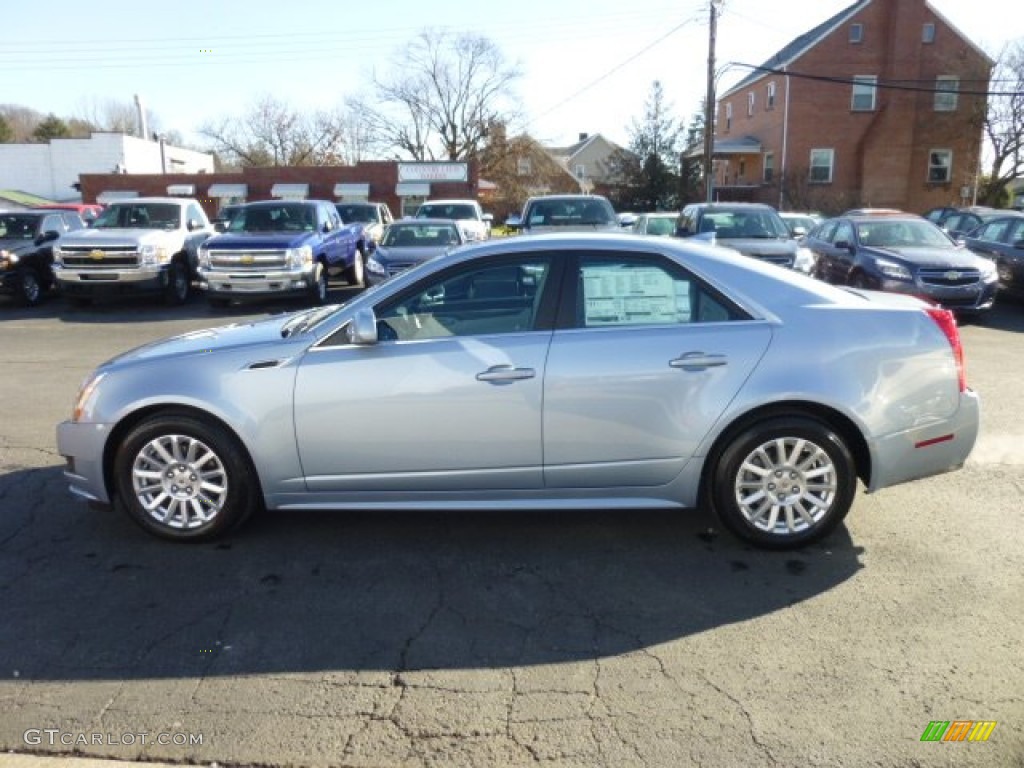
[{"left": 1, "top": 294, "right": 1022, "bottom": 767}]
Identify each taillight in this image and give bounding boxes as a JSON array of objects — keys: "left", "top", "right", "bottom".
[{"left": 925, "top": 308, "right": 966, "bottom": 392}]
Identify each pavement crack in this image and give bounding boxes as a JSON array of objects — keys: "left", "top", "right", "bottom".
[{"left": 696, "top": 670, "right": 779, "bottom": 766}]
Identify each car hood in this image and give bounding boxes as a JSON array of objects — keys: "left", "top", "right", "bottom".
[
  {"left": 525, "top": 223, "right": 619, "bottom": 234},
  {"left": 60, "top": 229, "right": 177, "bottom": 247},
  {"left": 0, "top": 237, "right": 36, "bottom": 254},
  {"left": 101, "top": 313, "right": 311, "bottom": 369},
  {"left": 866, "top": 245, "right": 984, "bottom": 268},
  {"left": 374, "top": 245, "right": 450, "bottom": 264},
  {"left": 204, "top": 232, "right": 313, "bottom": 250}
]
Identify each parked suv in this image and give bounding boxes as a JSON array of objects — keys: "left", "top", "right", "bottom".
[
  {"left": 52, "top": 197, "right": 213, "bottom": 305},
  {"left": 414, "top": 199, "right": 492, "bottom": 242},
  {"left": 676, "top": 203, "right": 798, "bottom": 269},
  {"left": 1, "top": 210, "right": 86, "bottom": 305},
  {"left": 518, "top": 194, "right": 618, "bottom": 235}
]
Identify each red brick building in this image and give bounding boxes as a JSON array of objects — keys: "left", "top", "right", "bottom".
[
  {"left": 78, "top": 161, "right": 481, "bottom": 220},
  {"left": 711, "top": 0, "right": 992, "bottom": 214}
]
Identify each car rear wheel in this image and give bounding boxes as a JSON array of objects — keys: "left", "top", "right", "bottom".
[
  {"left": 114, "top": 414, "right": 258, "bottom": 542},
  {"left": 18, "top": 268, "right": 43, "bottom": 306},
  {"left": 164, "top": 260, "right": 190, "bottom": 306},
  {"left": 712, "top": 417, "right": 856, "bottom": 549}
]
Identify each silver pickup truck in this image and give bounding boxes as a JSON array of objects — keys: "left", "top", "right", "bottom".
[{"left": 52, "top": 197, "right": 214, "bottom": 305}]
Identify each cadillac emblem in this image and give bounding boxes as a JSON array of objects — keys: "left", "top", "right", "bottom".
[
  {"left": 240, "top": 254, "right": 254, "bottom": 264},
  {"left": 944, "top": 270, "right": 961, "bottom": 280},
  {"left": 89, "top": 249, "right": 105, "bottom": 261}
]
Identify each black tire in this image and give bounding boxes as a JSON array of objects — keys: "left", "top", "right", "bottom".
[
  {"left": 346, "top": 247, "right": 366, "bottom": 287},
  {"left": 850, "top": 272, "right": 870, "bottom": 290},
  {"left": 164, "top": 260, "right": 190, "bottom": 306},
  {"left": 17, "top": 268, "right": 44, "bottom": 306},
  {"left": 309, "top": 262, "right": 327, "bottom": 305},
  {"left": 711, "top": 417, "right": 856, "bottom": 550},
  {"left": 113, "top": 413, "right": 259, "bottom": 542}
]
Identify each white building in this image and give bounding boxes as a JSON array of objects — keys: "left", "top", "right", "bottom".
[{"left": 0, "top": 132, "right": 214, "bottom": 202}]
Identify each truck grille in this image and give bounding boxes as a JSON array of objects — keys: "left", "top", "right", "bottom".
[
  {"left": 60, "top": 245, "right": 139, "bottom": 268},
  {"left": 208, "top": 249, "right": 288, "bottom": 270},
  {"left": 919, "top": 268, "right": 981, "bottom": 287}
]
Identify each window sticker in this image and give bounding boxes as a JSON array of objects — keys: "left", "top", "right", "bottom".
[{"left": 581, "top": 266, "right": 691, "bottom": 326}]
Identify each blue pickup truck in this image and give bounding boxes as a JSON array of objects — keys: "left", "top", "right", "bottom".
[{"left": 197, "top": 200, "right": 369, "bottom": 307}]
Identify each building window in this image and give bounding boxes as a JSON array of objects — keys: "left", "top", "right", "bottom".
[
  {"left": 849, "top": 23, "right": 863, "bottom": 44},
  {"left": 928, "top": 150, "right": 952, "bottom": 183},
  {"left": 725, "top": 103, "right": 732, "bottom": 132},
  {"left": 517, "top": 157, "right": 532, "bottom": 176},
  {"left": 763, "top": 152, "right": 775, "bottom": 182},
  {"left": 851, "top": 75, "right": 877, "bottom": 111},
  {"left": 739, "top": 159, "right": 746, "bottom": 178},
  {"left": 575, "top": 163, "right": 586, "bottom": 180},
  {"left": 747, "top": 92, "right": 755, "bottom": 116},
  {"left": 934, "top": 76, "right": 959, "bottom": 111},
  {"left": 766, "top": 82, "right": 776, "bottom": 110},
  {"left": 810, "top": 149, "right": 834, "bottom": 183},
  {"left": 922, "top": 23, "right": 935, "bottom": 43}
]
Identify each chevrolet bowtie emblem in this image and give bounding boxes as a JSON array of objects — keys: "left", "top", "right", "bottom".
[
  {"left": 89, "top": 249, "right": 105, "bottom": 260},
  {"left": 945, "top": 270, "right": 961, "bottom": 280},
  {"left": 240, "top": 254, "right": 254, "bottom": 264}
]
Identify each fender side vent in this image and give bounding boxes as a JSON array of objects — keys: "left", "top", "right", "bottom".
[{"left": 248, "top": 360, "right": 283, "bottom": 370}]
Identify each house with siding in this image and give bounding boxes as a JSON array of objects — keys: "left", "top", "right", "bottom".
[{"left": 711, "top": 0, "right": 993, "bottom": 214}]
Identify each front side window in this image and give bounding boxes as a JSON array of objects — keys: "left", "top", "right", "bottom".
[
  {"left": 928, "top": 150, "right": 952, "bottom": 183},
  {"left": 832, "top": 221, "right": 855, "bottom": 245},
  {"left": 851, "top": 75, "right": 877, "bottom": 111},
  {"left": 810, "top": 149, "right": 835, "bottom": 183},
  {"left": 375, "top": 257, "right": 552, "bottom": 342},
  {"left": 977, "top": 219, "right": 1013, "bottom": 243},
  {"left": 934, "top": 76, "right": 959, "bottom": 111},
  {"left": 575, "top": 256, "right": 743, "bottom": 327}
]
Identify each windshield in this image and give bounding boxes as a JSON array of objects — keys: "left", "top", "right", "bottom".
[
  {"left": 700, "top": 209, "right": 790, "bottom": 239},
  {"left": 335, "top": 204, "right": 376, "bottom": 223},
  {"left": 856, "top": 219, "right": 956, "bottom": 249},
  {"left": 417, "top": 204, "right": 477, "bottom": 220},
  {"left": 0, "top": 214, "right": 40, "bottom": 240},
  {"left": 230, "top": 204, "right": 316, "bottom": 233},
  {"left": 525, "top": 198, "right": 616, "bottom": 227},
  {"left": 645, "top": 216, "right": 676, "bottom": 236},
  {"left": 382, "top": 223, "right": 460, "bottom": 247},
  {"left": 93, "top": 203, "right": 181, "bottom": 230}
]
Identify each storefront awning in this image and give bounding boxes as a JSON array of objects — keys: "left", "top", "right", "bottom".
[
  {"left": 334, "top": 183, "right": 370, "bottom": 198},
  {"left": 396, "top": 182, "right": 431, "bottom": 197},
  {"left": 271, "top": 183, "right": 310, "bottom": 199},
  {"left": 96, "top": 190, "right": 139, "bottom": 204},
  {"left": 207, "top": 183, "right": 248, "bottom": 198},
  {"left": 166, "top": 184, "right": 195, "bottom": 196}
]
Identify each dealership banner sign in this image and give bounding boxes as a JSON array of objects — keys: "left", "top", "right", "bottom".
[{"left": 398, "top": 163, "right": 468, "bottom": 182}]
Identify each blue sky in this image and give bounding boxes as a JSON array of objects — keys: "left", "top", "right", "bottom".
[{"left": 2, "top": 0, "right": 1019, "bottom": 152}]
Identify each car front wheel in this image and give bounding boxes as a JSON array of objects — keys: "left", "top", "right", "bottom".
[
  {"left": 18, "top": 268, "right": 44, "bottom": 306},
  {"left": 712, "top": 417, "right": 856, "bottom": 549},
  {"left": 114, "top": 413, "right": 259, "bottom": 542}
]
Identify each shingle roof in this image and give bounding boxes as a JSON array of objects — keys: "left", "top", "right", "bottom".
[{"left": 721, "top": 0, "right": 870, "bottom": 97}]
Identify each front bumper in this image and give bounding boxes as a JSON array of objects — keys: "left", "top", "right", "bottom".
[
  {"left": 56, "top": 420, "right": 114, "bottom": 505},
  {"left": 867, "top": 388, "right": 980, "bottom": 492},
  {"left": 878, "top": 276, "right": 999, "bottom": 313},
  {"left": 198, "top": 266, "right": 315, "bottom": 298},
  {"left": 53, "top": 264, "right": 168, "bottom": 296}
]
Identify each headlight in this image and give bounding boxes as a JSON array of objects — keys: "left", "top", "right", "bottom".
[
  {"left": 793, "top": 247, "right": 815, "bottom": 274},
  {"left": 0, "top": 250, "right": 15, "bottom": 267},
  {"left": 367, "top": 256, "right": 386, "bottom": 276},
  {"left": 52, "top": 245, "right": 64, "bottom": 265},
  {"left": 286, "top": 246, "right": 312, "bottom": 268},
  {"left": 875, "top": 258, "right": 912, "bottom": 281},
  {"left": 978, "top": 258, "right": 997, "bottom": 279},
  {"left": 198, "top": 246, "right": 211, "bottom": 269},
  {"left": 72, "top": 371, "right": 106, "bottom": 423},
  {"left": 139, "top": 245, "right": 171, "bottom": 265}
]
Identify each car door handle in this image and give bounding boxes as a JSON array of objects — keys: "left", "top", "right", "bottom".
[
  {"left": 476, "top": 365, "right": 536, "bottom": 382},
  {"left": 669, "top": 352, "right": 728, "bottom": 371}
]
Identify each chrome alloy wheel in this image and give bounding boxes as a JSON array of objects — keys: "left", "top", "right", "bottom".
[
  {"left": 131, "top": 434, "right": 229, "bottom": 529},
  {"left": 733, "top": 437, "right": 838, "bottom": 535}
]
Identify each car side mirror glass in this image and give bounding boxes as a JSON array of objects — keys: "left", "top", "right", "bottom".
[
  {"left": 346, "top": 308, "right": 379, "bottom": 345},
  {"left": 36, "top": 230, "right": 60, "bottom": 245},
  {"left": 187, "top": 218, "right": 202, "bottom": 231}
]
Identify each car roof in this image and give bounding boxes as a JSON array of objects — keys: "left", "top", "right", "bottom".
[
  {"left": 419, "top": 199, "right": 478, "bottom": 205},
  {"left": 841, "top": 208, "right": 907, "bottom": 216},
  {"left": 390, "top": 218, "right": 459, "bottom": 227}
]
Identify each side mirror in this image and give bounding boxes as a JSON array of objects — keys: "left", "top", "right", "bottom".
[
  {"left": 834, "top": 240, "right": 853, "bottom": 251},
  {"left": 482, "top": 213, "right": 493, "bottom": 223},
  {"left": 346, "top": 308, "right": 379, "bottom": 345},
  {"left": 505, "top": 214, "right": 522, "bottom": 230},
  {"left": 322, "top": 222, "right": 331, "bottom": 233},
  {"left": 36, "top": 230, "right": 60, "bottom": 245},
  {"left": 214, "top": 221, "right": 227, "bottom": 233},
  {"left": 187, "top": 218, "right": 202, "bottom": 231}
]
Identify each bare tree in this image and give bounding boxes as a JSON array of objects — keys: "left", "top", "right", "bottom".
[
  {"left": 0, "top": 104, "right": 45, "bottom": 142},
  {"left": 978, "top": 42, "right": 1024, "bottom": 206},
  {"left": 366, "top": 29, "right": 522, "bottom": 161},
  {"left": 198, "top": 95, "right": 354, "bottom": 167},
  {"left": 74, "top": 97, "right": 153, "bottom": 136}
]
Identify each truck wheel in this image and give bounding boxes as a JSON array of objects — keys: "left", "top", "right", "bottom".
[
  {"left": 308, "top": 262, "right": 327, "bottom": 305},
  {"left": 164, "top": 260, "right": 190, "bottom": 306},
  {"left": 346, "top": 248, "right": 365, "bottom": 287},
  {"left": 17, "top": 268, "right": 44, "bottom": 306}
]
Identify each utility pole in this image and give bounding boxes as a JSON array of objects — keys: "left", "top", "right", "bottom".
[{"left": 703, "top": 0, "right": 720, "bottom": 202}]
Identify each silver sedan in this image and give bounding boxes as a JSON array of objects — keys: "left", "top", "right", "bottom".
[{"left": 57, "top": 233, "right": 979, "bottom": 549}]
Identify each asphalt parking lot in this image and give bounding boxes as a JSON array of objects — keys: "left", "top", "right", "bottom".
[{"left": 1, "top": 288, "right": 1022, "bottom": 768}]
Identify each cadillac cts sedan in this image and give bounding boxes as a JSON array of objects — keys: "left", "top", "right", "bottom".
[{"left": 57, "top": 233, "right": 979, "bottom": 549}]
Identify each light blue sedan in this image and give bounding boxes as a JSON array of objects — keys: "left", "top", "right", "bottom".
[{"left": 57, "top": 233, "right": 979, "bottom": 549}]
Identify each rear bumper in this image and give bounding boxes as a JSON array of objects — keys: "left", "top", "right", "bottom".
[
  {"left": 867, "top": 388, "right": 980, "bottom": 492},
  {"left": 56, "top": 420, "right": 114, "bottom": 505}
]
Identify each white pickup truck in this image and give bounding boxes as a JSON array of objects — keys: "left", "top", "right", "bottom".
[
  {"left": 414, "top": 199, "right": 492, "bottom": 242},
  {"left": 52, "top": 197, "right": 214, "bottom": 305}
]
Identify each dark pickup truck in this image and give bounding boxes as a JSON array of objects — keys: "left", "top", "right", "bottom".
[{"left": 197, "top": 200, "right": 368, "bottom": 306}]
